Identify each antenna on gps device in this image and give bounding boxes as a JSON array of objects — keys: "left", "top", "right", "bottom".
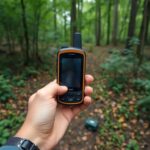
[{"left": 73, "top": 32, "right": 82, "bottom": 49}]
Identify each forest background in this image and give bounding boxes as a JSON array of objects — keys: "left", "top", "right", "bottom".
[{"left": 0, "top": 0, "right": 150, "bottom": 150}]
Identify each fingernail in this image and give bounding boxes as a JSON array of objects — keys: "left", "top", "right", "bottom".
[{"left": 61, "top": 86, "right": 68, "bottom": 91}]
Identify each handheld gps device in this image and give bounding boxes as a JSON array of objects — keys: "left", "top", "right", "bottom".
[{"left": 57, "top": 33, "right": 86, "bottom": 105}]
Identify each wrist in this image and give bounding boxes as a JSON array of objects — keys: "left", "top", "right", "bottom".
[
  {"left": 15, "top": 124, "right": 45, "bottom": 150},
  {"left": 6, "top": 137, "right": 40, "bottom": 150},
  {"left": 15, "top": 122, "right": 55, "bottom": 150}
]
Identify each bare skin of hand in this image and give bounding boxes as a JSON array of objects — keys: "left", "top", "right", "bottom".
[{"left": 16, "top": 74, "right": 94, "bottom": 150}]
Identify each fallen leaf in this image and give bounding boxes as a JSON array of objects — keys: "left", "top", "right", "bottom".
[
  {"left": 130, "top": 132, "right": 135, "bottom": 139},
  {"left": 129, "top": 100, "right": 135, "bottom": 105},
  {"left": 96, "top": 136, "right": 101, "bottom": 144},
  {"left": 118, "top": 116, "right": 125, "bottom": 123},
  {"left": 130, "top": 119, "right": 137, "bottom": 125},
  {"left": 82, "top": 136, "right": 88, "bottom": 141},
  {"left": 129, "top": 106, "right": 134, "bottom": 112},
  {"left": 143, "top": 122, "right": 149, "bottom": 129},
  {"left": 122, "top": 123, "right": 128, "bottom": 128}
]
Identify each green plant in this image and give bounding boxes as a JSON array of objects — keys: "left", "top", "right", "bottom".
[
  {"left": 132, "top": 79, "right": 150, "bottom": 94},
  {"left": 12, "top": 76, "right": 26, "bottom": 87},
  {"left": 129, "top": 37, "right": 140, "bottom": 47},
  {"left": 138, "top": 96, "right": 150, "bottom": 109},
  {"left": 126, "top": 139, "right": 139, "bottom": 150},
  {"left": 0, "top": 113, "right": 24, "bottom": 146},
  {"left": 111, "top": 133, "right": 125, "bottom": 147},
  {"left": 107, "top": 76, "right": 127, "bottom": 94},
  {"left": 0, "top": 75, "right": 14, "bottom": 102},
  {"left": 101, "top": 50, "right": 135, "bottom": 76},
  {"left": 138, "top": 95, "right": 150, "bottom": 120},
  {"left": 139, "top": 62, "right": 150, "bottom": 79},
  {"left": 2, "top": 68, "right": 12, "bottom": 79},
  {"left": 118, "top": 101, "right": 139, "bottom": 119},
  {"left": 118, "top": 101, "right": 130, "bottom": 119},
  {"left": 85, "top": 44, "right": 94, "bottom": 53},
  {"left": 101, "top": 49, "right": 136, "bottom": 93},
  {"left": 22, "top": 66, "right": 39, "bottom": 79}
]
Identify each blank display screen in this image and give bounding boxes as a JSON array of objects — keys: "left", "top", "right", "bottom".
[{"left": 60, "top": 53, "right": 83, "bottom": 90}]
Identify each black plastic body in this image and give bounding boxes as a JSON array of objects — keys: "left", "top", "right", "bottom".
[{"left": 57, "top": 48, "right": 86, "bottom": 105}]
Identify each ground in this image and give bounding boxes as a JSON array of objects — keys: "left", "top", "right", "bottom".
[{"left": 0, "top": 45, "right": 150, "bottom": 150}]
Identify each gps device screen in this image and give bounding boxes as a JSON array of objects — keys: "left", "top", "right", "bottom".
[{"left": 60, "top": 53, "right": 83, "bottom": 90}]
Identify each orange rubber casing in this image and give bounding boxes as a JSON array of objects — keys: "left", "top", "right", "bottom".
[{"left": 57, "top": 48, "right": 86, "bottom": 105}]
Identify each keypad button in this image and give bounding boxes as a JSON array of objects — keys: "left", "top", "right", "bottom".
[
  {"left": 76, "top": 92, "right": 82, "bottom": 96},
  {"left": 59, "top": 91, "right": 82, "bottom": 102},
  {"left": 68, "top": 98, "right": 74, "bottom": 102},
  {"left": 76, "top": 97, "right": 81, "bottom": 101}
]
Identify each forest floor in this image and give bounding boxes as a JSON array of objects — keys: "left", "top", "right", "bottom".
[
  {"left": 0, "top": 45, "right": 150, "bottom": 150},
  {"left": 55, "top": 45, "right": 150, "bottom": 150}
]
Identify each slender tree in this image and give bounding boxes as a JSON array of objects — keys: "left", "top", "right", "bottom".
[
  {"left": 106, "top": 0, "right": 112, "bottom": 45},
  {"left": 31, "top": 0, "right": 42, "bottom": 62},
  {"left": 70, "top": 0, "right": 77, "bottom": 45},
  {"left": 145, "top": 0, "right": 150, "bottom": 44},
  {"left": 20, "top": 0, "right": 30, "bottom": 63},
  {"left": 119, "top": 0, "right": 130, "bottom": 41},
  {"left": 63, "top": 13, "right": 67, "bottom": 41},
  {"left": 5, "top": 25, "right": 12, "bottom": 53},
  {"left": 95, "top": 0, "right": 101, "bottom": 46},
  {"left": 112, "top": 0, "right": 119, "bottom": 46},
  {"left": 125, "top": 0, "right": 138, "bottom": 49},
  {"left": 53, "top": 0, "right": 57, "bottom": 35},
  {"left": 137, "top": 0, "right": 149, "bottom": 65},
  {"left": 77, "top": 0, "right": 83, "bottom": 32}
]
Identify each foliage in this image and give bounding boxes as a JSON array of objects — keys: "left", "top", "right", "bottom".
[
  {"left": 138, "top": 95, "right": 150, "bottom": 121},
  {"left": 132, "top": 79, "right": 150, "bottom": 94},
  {"left": 129, "top": 37, "right": 140, "bottom": 46},
  {"left": 132, "top": 77, "right": 150, "bottom": 114},
  {"left": 101, "top": 49, "right": 135, "bottom": 93},
  {"left": 0, "top": 113, "right": 24, "bottom": 146},
  {"left": 107, "top": 76, "right": 128, "bottom": 94},
  {"left": 0, "top": 75, "right": 14, "bottom": 102},
  {"left": 126, "top": 139, "right": 139, "bottom": 150},
  {"left": 2, "top": 68, "right": 13, "bottom": 79},
  {"left": 101, "top": 40, "right": 150, "bottom": 118},
  {"left": 138, "top": 96, "right": 150, "bottom": 110},
  {"left": 22, "top": 66, "right": 39, "bottom": 79},
  {"left": 118, "top": 101, "right": 138, "bottom": 119},
  {"left": 85, "top": 44, "right": 94, "bottom": 53},
  {"left": 12, "top": 76, "right": 26, "bottom": 87},
  {"left": 139, "top": 62, "right": 150, "bottom": 79},
  {"left": 101, "top": 49, "right": 138, "bottom": 76}
]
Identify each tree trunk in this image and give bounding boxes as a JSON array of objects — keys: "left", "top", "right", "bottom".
[
  {"left": 11, "top": 33, "right": 16, "bottom": 52},
  {"left": 119, "top": 0, "right": 130, "bottom": 41},
  {"left": 5, "top": 26, "right": 12, "bottom": 53},
  {"left": 70, "top": 0, "right": 77, "bottom": 45},
  {"left": 64, "top": 14, "right": 67, "bottom": 41},
  {"left": 77, "top": 0, "right": 83, "bottom": 32},
  {"left": 95, "top": 0, "right": 101, "bottom": 46},
  {"left": 53, "top": 0, "right": 57, "bottom": 38},
  {"left": 20, "top": 0, "right": 30, "bottom": 63},
  {"left": 137, "top": 0, "right": 149, "bottom": 65},
  {"left": 35, "top": 17, "right": 40, "bottom": 62},
  {"left": 112, "top": 0, "right": 119, "bottom": 46},
  {"left": 125, "top": 0, "right": 138, "bottom": 49},
  {"left": 106, "top": 0, "right": 111, "bottom": 45},
  {"left": 145, "top": 0, "right": 150, "bottom": 44},
  {"left": 33, "top": 7, "right": 41, "bottom": 63}
]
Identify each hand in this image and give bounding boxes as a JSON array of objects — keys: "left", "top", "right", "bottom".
[{"left": 15, "top": 74, "right": 94, "bottom": 150}]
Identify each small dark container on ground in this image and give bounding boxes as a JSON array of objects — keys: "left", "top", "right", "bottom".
[{"left": 84, "top": 118, "right": 99, "bottom": 132}]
